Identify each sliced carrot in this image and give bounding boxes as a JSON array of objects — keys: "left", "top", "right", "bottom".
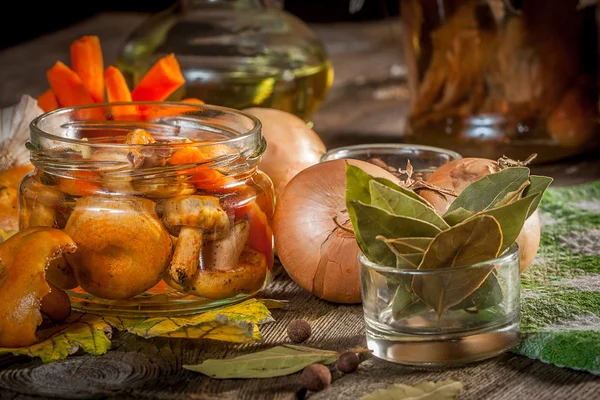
[
  {"left": 57, "top": 170, "right": 102, "bottom": 197},
  {"left": 235, "top": 201, "right": 274, "bottom": 271},
  {"left": 37, "top": 89, "right": 59, "bottom": 112},
  {"left": 46, "top": 62, "right": 104, "bottom": 120},
  {"left": 104, "top": 66, "right": 137, "bottom": 119},
  {"left": 70, "top": 36, "right": 105, "bottom": 103},
  {"left": 168, "top": 147, "right": 233, "bottom": 191},
  {"left": 131, "top": 54, "right": 185, "bottom": 101}
]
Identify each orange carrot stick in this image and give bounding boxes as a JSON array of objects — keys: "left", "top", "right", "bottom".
[
  {"left": 46, "top": 61, "right": 104, "bottom": 120},
  {"left": 37, "top": 89, "right": 59, "bottom": 112},
  {"left": 104, "top": 66, "right": 132, "bottom": 102},
  {"left": 47, "top": 61, "right": 95, "bottom": 107},
  {"left": 131, "top": 54, "right": 185, "bottom": 101},
  {"left": 104, "top": 66, "right": 137, "bottom": 119},
  {"left": 70, "top": 36, "right": 105, "bottom": 103}
]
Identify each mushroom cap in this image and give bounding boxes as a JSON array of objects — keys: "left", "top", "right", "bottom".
[
  {"left": 64, "top": 195, "right": 173, "bottom": 300},
  {"left": 159, "top": 195, "right": 231, "bottom": 236},
  {"left": 0, "top": 227, "right": 77, "bottom": 347}
]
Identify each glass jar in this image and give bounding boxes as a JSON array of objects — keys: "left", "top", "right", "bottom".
[
  {"left": 359, "top": 244, "right": 521, "bottom": 366},
  {"left": 20, "top": 103, "right": 275, "bottom": 316},
  {"left": 116, "top": 0, "right": 334, "bottom": 122},
  {"left": 321, "top": 143, "right": 462, "bottom": 181},
  {"left": 400, "top": 0, "right": 600, "bottom": 163}
]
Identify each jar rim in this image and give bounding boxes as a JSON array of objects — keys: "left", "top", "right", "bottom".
[
  {"left": 358, "top": 243, "right": 519, "bottom": 274},
  {"left": 29, "top": 101, "right": 263, "bottom": 151},
  {"left": 321, "top": 143, "right": 463, "bottom": 163}
]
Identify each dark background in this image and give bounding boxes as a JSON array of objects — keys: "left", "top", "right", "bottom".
[{"left": 0, "top": 1, "right": 399, "bottom": 50}]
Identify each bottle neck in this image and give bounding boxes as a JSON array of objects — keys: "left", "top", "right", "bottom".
[{"left": 182, "top": 0, "right": 269, "bottom": 10}]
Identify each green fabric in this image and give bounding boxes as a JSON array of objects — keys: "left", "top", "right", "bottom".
[{"left": 512, "top": 181, "right": 600, "bottom": 375}]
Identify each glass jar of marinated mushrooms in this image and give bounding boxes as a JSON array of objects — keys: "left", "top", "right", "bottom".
[
  {"left": 20, "top": 103, "right": 275, "bottom": 316},
  {"left": 400, "top": 0, "right": 600, "bottom": 163}
]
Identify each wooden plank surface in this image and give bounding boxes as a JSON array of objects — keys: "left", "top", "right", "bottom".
[{"left": 0, "top": 12, "right": 599, "bottom": 400}]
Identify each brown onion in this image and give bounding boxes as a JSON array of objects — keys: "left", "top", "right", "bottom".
[
  {"left": 243, "top": 108, "right": 327, "bottom": 197},
  {"left": 419, "top": 157, "right": 540, "bottom": 272},
  {"left": 273, "top": 159, "right": 400, "bottom": 304}
]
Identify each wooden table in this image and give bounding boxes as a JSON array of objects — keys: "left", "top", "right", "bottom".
[{"left": 0, "top": 12, "right": 599, "bottom": 400}]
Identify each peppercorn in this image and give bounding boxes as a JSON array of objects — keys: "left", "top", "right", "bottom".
[
  {"left": 336, "top": 352, "right": 360, "bottom": 373},
  {"left": 287, "top": 319, "right": 311, "bottom": 343},
  {"left": 298, "top": 364, "right": 331, "bottom": 392}
]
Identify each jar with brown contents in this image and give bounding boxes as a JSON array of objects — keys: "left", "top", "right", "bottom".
[
  {"left": 400, "top": 0, "right": 600, "bottom": 163},
  {"left": 20, "top": 103, "right": 275, "bottom": 316}
]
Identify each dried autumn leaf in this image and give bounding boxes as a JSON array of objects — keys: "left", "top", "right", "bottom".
[
  {"left": 360, "top": 379, "right": 463, "bottom": 400},
  {"left": 0, "top": 313, "right": 112, "bottom": 363},
  {"left": 412, "top": 214, "right": 503, "bottom": 315},
  {"left": 103, "top": 298, "right": 273, "bottom": 343},
  {"left": 183, "top": 344, "right": 340, "bottom": 379}
]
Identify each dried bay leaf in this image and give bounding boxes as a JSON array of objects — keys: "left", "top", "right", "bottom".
[
  {"left": 0, "top": 313, "right": 112, "bottom": 363},
  {"left": 377, "top": 236, "right": 432, "bottom": 253},
  {"left": 449, "top": 271, "right": 503, "bottom": 311},
  {"left": 183, "top": 345, "right": 340, "bottom": 378},
  {"left": 522, "top": 175, "right": 553, "bottom": 218},
  {"left": 393, "top": 292, "right": 431, "bottom": 320},
  {"left": 474, "top": 193, "right": 539, "bottom": 252},
  {"left": 412, "top": 215, "right": 503, "bottom": 315},
  {"left": 345, "top": 163, "right": 432, "bottom": 207},
  {"left": 447, "top": 167, "right": 530, "bottom": 213},
  {"left": 360, "top": 379, "right": 463, "bottom": 400},
  {"left": 443, "top": 207, "right": 475, "bottom": 226},
  {"left": 370, "top": 181, "right": 449, "bottom": 230},
  {"left": 349, "top": 201, "right": 441, "bottom": 266},
  {"left": 495, "top": 179, "right": 531, "bottom": 207}
]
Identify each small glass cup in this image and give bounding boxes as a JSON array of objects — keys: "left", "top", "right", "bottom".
[
  {"left": 320, "top": 143, "right": 462, "bottom": 181},
  {"left": 359, "top": 244, "right": 521, "bottom": 366}
]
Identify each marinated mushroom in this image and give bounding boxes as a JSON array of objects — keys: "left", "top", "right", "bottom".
[
  {"left": 25, "top": 187, "right": 78, "bottom": 289},
  {"left": 40, "top": 282, "right": 71, "bottom": 322},
  {"left": 159, "top": 195, "right": 231, "bottom": 288},
  {"left": 0, "top": 227, "right": 77, "bottom": 347},
  {"left": 64, "top": 195, "right": 173, "bottom": 300},
  {"left": 202, "top": 219, "right": 250, "bottom": 270},
  {"left": 165, "top": 247, "right": 267, "bottom": 300},
  {"left": 0, "top": 165, "right": 34, "bottom": 233}
]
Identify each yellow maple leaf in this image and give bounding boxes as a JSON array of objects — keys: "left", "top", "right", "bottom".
[
  {"left": 0, "top": 313, "right": 112, "bottom": 363},
  {"left": 102, "top": 298, "right": 273, "bottom": 343}
]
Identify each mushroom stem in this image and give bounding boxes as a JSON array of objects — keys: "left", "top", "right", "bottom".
[
  {"left": 169, "top": 226, "right": 203, "bottom": 287},
  {"left": 203, "top": 219, "right": 249, "bottom": 271}
]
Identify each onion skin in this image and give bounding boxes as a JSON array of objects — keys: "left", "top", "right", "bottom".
[
  {"left": 516, "top": 209, "right": 540, "bottom": 273},
  {"left": 419, "top": 157, "right": 540, "bottom": 272},
  {"left": 243, "top": 108, "right": 327, "bottom": 197},
  {"left": 273, "top": 159, "right": 400, "bottom": 304}
]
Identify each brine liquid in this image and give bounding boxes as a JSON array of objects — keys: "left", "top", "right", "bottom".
[{"left": 117, "top": 60, "right": 333, "bottom": 123}]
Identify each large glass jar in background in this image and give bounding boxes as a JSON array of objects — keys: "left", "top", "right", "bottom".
[
  {"left": 20, "top": 103, "right": 275, "bottom": 316},
  {"left": 400, "top": 0, "right": 600, "bottom": 163},
  {"left": 116, "top": 0, "right": 334, "bottom": 122}
]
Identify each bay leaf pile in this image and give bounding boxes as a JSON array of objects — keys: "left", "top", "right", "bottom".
[{"left": 345, "top": 162, "right": 553, "bottom": 319}]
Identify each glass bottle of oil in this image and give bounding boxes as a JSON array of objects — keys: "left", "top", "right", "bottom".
[{"left": 116, "top": 0, "right": 334, "bottom": 122}]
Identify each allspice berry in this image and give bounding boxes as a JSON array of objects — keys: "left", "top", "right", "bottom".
[
  {"left": 287, "top": 319, "right": 311, "bottom": 343},
  {"left": 298, "top": 364, "right": 331, "bottom": 392},
  {"left": 336, "top": 352, "right": 360, "bottom": 373}
]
